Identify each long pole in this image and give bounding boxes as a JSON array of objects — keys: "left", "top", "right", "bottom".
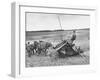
[
  {"left": 57, "top": 15, "right": 63, "bottom": 40},
  {"left": 58, "top": 15, "right": 62, "bottom": 30}
]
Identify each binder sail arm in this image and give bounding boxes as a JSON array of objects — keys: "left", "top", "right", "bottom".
[{"left": 57, "top": 15, "right": 63, "bottom": 41}]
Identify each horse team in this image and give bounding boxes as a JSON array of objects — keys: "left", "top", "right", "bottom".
[{"left": 26, "top": 41, "right": 53, "bottom": 57}]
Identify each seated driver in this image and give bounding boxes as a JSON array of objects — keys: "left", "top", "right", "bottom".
[{"left": 70, "top": 30, "right": 76, "bottom": 46}]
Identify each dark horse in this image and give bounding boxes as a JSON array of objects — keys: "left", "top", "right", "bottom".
[
  {"left": 36, "top": 41, "right": 53, "bottom": 56},
  {"left": 26, "top": 41, "right": 39, "bottom": 57}
]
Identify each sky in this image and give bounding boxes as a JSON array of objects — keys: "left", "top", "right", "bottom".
[{"left": 26, "top": 13, "right": 90, "bottom": 31}]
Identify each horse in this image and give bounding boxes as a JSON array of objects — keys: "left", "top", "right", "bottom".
[
  {"left": 36, "top": 41, "right": 53, "bottom": 55},
  {"left": 26, "top": 44, "right": 34, "bottom": 57}
]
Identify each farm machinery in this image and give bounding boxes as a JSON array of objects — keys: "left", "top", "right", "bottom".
[
  {"left": 46, "top": 16, "right": 83, "bottom": 58},
  {"left": 46, "top": 39, "right": 83, "bottom": 58}
]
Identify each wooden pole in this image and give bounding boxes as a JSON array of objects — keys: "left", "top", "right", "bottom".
[
  {"left": 58, "top": 15, "right": 62, "bottom": 30},
  {"left": 57, "top": 15, "right": 63, "bottom": 40}
]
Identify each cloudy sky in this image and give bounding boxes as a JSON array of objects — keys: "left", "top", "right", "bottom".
[{"left": 26, "top": 13, "right": 90, "bottom": 31}]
